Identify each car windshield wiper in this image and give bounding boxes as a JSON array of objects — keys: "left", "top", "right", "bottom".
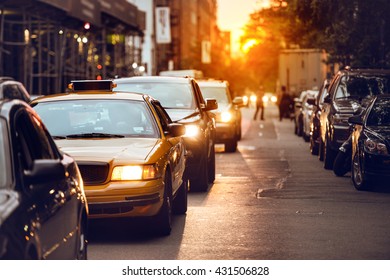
[
  {"left": 175, "top": 111, "right": 200, "bottom": 122},
  {"left": 52, "top": 135, "right": 67, "bottom": 140},
  {"left": 65, "top": 133, "right": 125, "bottom": 139}
]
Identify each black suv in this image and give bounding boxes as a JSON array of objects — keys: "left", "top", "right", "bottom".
[
  {"left": 319, "top": 68, "right": 390, "bottom": 169},
  {"left": 114, "top": 76, "right": 217, "bottom": 192},
  {"left": 0, "top": 77, "right": 31, "bottom": 102}
]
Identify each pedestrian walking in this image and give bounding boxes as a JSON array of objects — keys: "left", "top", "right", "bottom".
[
  {"left": 253, "top": 86, "right": 265, "bottom": 121},
  {"left": 278, "top": 86, "right": 293, "bottom": 121}
]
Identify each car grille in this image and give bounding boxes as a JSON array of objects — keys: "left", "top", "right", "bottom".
[{"left": 77, "top": 162, "right": 109, "bottom": 185}]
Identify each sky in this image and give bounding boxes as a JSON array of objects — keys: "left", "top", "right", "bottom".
[{"left": 217, "top": 0, "right": 270, "bottom": 55}]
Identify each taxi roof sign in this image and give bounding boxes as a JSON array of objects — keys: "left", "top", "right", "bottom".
[{"left": 68, "top": 80, "right": 116, "bottom": 92}]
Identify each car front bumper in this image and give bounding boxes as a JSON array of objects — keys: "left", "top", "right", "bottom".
[
  {"left": 215, "top": 122, "right": 236, "bottom": 143},
  {"left": 362, "top": 153, "right": 390, "bottom": 180},
  {"left": 85, "top": 179, "right": 164, "bottom": 219}
]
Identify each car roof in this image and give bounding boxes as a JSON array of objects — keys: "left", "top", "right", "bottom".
[
  {"left": 31, "top": 91, "right": 147, "bottom": 103},
  {"left": 0, "top": 76, "right": 15, "bottom": 83},
  {"left": 340, "top": 68, "right": 390, "bottom": 75},
  {"left": 197, "top": 79, "right": 228, "bottom": 87},
  {"left": 115, "top": 76, "right": 193, "bottom": 84}
]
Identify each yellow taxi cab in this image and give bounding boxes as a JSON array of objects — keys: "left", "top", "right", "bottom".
[{"left": 31, "top": 80, "right": 187, "bottom": 235}]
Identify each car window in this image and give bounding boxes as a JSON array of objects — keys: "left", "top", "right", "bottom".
[
  {"left": 366, "top": 99, "right": 390, "bottom": 126},
  {"left": 200, "top": 86, "right": 229, "bottom": 105},
  {"left": 15, "top": 110, "right": 58, "bottom": 170},
  {"left": 193, "top": 81, "right": 205, "bottom": 106},
  {"left": 335, "top": 75, "right": 390, "bottom": 100},
  {"left": 3, "top": 84, "right": 23, "bottom": 100},
  {"left": 33, "top": 99, "right": 159, "bottom": 138},
  {"left": 0, "top": 118, "right": 11, "bottom": 189},
  {"left": 151, "top": 100, "right": 172, "bottom": 132},
  {"left": 115, "top": 82, "right": 196, "bottom": 109}
]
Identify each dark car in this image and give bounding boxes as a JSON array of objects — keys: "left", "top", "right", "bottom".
[
  {"left": 114, "top": 76, "right": 217, "bottom": 192},
  {"left": 309, "top": 79, "right": 330, "bottom": 155},
  {"left": 348, "top": 95, "right": 390, "bottom": 190},
  {"left": 0, "top": 99, "right": 88, "bottom": 259},
  {"left": 319, "top": 68, "right": 390, "bottom": 169},
  {"left": 198, "top": 79, "right": 244, "bottom": 152},
  {"left": 0, "top": 77, "right": 31, "bottom": 102}
]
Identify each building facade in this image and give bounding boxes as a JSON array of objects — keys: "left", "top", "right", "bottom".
[{"left": 0, "top": 0, "right": 145, "bottom": 94}]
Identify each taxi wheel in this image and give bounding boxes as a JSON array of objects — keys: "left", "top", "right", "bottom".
[
  {"left": 155, "top": 171, "right": 173, "bottom": 236},
  {"left": 173, "top": 179, "right": 188, "bottom": 215}
]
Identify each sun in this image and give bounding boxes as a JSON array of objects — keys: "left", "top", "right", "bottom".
[{"left": 241, "top": 39, "right": 259, "bottom": 53}]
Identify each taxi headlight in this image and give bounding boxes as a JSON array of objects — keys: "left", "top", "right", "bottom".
[
  {"left": 184, "top": 124, "right": 200, "bottom": 137},
  {"left": 271, "top": 96, "right": 277, "bottom": 103},
  {"left": 221, "top": 111, "right": 233, "bottom": 123},
  {"left": 262, "top": 96, "right": 269, "bottom": 103},
  {"left": 111, "top": 165, "right": 160, "bottom": 181}
]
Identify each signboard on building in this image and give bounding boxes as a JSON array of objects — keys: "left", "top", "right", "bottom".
[
  {"left": 155, "top": 7, "right": 171, "bottom": 44},
  {"left": 202, "top": 40, "right": 211, "bottom": 64}
]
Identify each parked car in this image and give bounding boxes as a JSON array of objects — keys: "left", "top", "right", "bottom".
[
  {"left": 349, "top": 95, "right": 390, "bottom": 190},
  {"left": 31, "top": 80, "right": 188, "bottom": 236},
  {"left": 198, "top": 79, "right": 244, "bottom": 152},
  {"left": 319, "top": 68, "right": 390, "bottom": 169},
  {"left": 301, "top": 90, "right": 319, "bottom": 142},
  {"left": 114, "top": 76, "right": 217, "bottom": 192},
  {"left": 0, "top": 99, "right": 88, "bottom": 259},
  {"left": 0, "top": 77, "right": 31, "bottom": 102},
  {"left": 309, "top": 79, "right": 330, "bottom": 156},
  {"left": 294, "top": 90, "right": 318, "bottom": 137}
]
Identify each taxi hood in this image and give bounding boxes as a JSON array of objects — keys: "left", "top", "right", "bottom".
[{"left": 55, "top": 138, "right": 159, "bottom": 163}]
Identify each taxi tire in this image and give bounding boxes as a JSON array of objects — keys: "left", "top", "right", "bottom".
[
  {"left": 173, "top": 179, "right": 188, "bottom": 215},
  {"left": 154, "top": 171, "right": 173, "bottom": 236}
]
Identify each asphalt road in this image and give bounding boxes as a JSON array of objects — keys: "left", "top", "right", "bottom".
[{"left": 88, "top": 104, "right": 390, "bottom": 260}]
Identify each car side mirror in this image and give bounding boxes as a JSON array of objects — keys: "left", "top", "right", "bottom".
[
  {"left": 205, "top": 98, "right": 218, "bottom": 111},
  {"left": 232, "top": 96, "right": 244, "bottom": 107},
  {"left": 167, "top": 123, "right": 186, "bottom": 137},
  {"left": 323, "top": 94, "right": 331, "bottom": 103},
  {"left": 348, "top": 115, "right": 363, "bottom": 125},
  {"left": 306, "top": 98, "right": 316, "bottom": 106},
  {"left": 24, "top": 159, "right": 66, "bottom": 186}
]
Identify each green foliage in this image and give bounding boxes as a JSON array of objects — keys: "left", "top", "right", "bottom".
[{"left": 286, "top": 0, "right": 390, "bottom": 68}]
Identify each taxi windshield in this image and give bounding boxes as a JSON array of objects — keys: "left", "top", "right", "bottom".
[{"left": 33, "top": 100, "right": 159, "bottom": 138}]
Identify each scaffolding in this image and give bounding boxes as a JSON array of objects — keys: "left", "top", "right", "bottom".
[{"left": 0, "top": 1, "right": 144, "bottom": 95}]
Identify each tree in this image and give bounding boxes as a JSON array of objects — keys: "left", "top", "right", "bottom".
[{"left": 286, "top": 0, "right": 390, "bottom": 68}]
